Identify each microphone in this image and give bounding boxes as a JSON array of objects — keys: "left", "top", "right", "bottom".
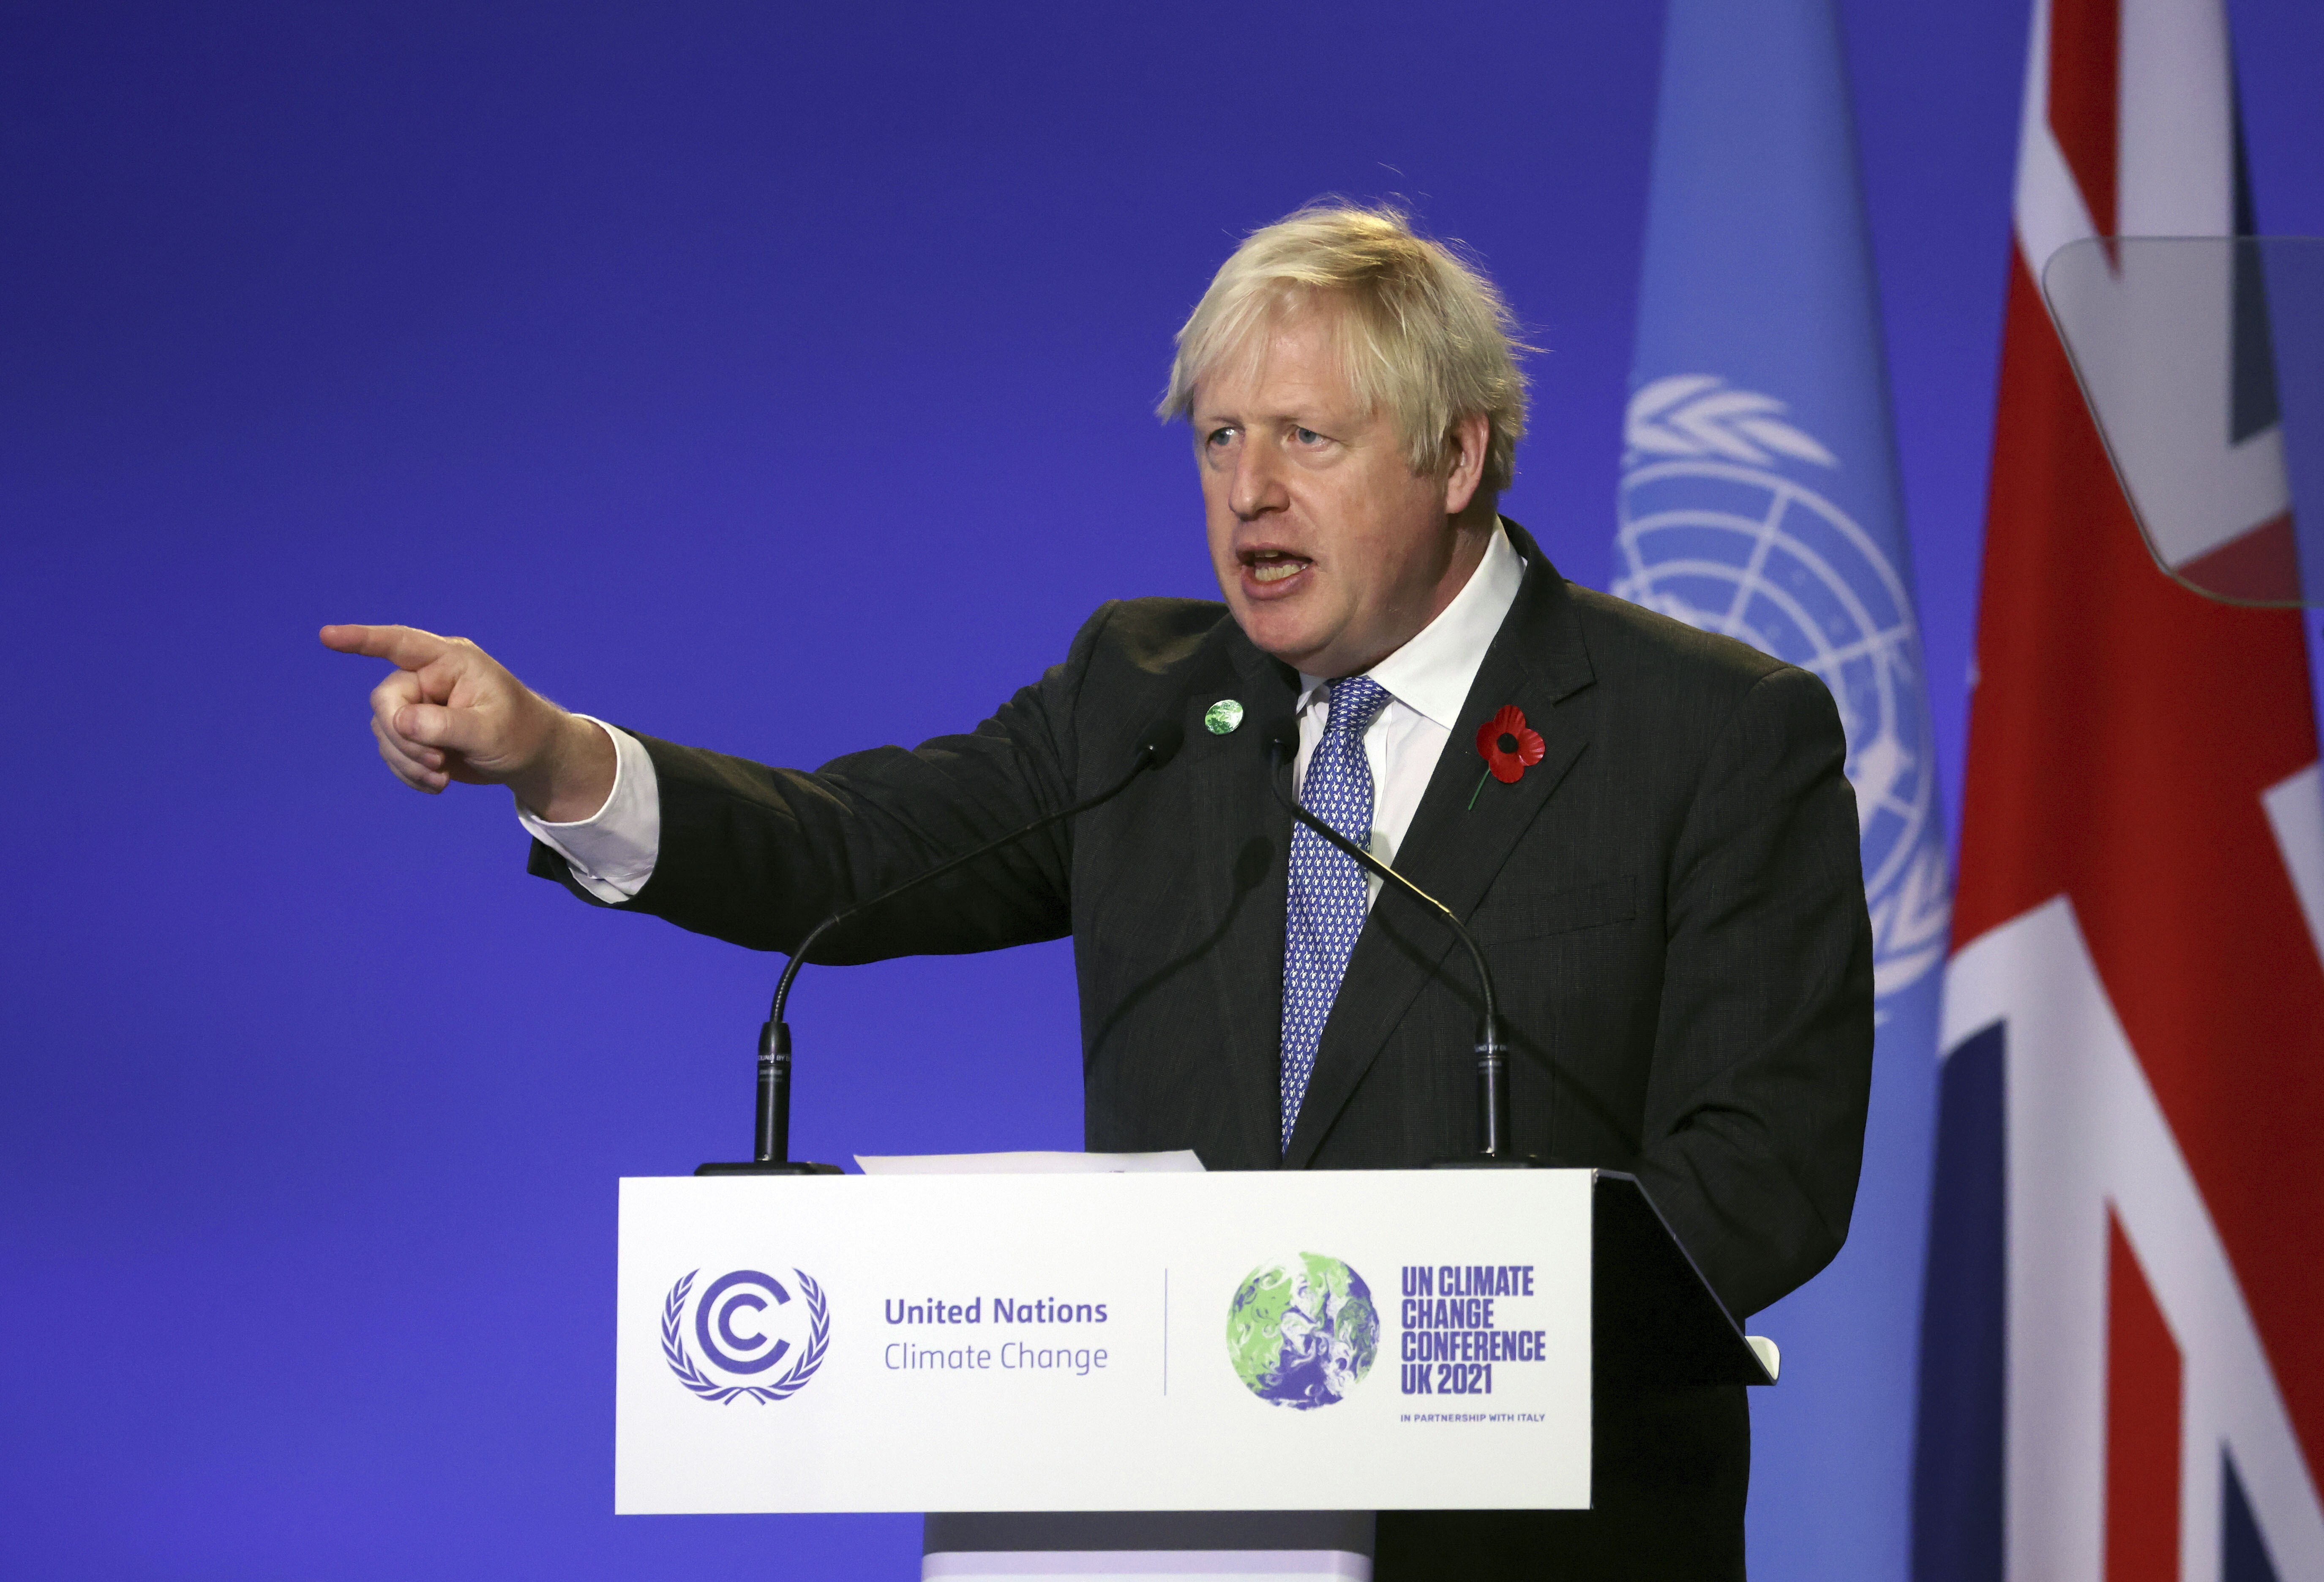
[
  {"left": 698, "top": 717, "right": 1188, "bottom": 1175},
  {"left": 1260, "top": 717, "right": 1533, "bottom": 1166}
]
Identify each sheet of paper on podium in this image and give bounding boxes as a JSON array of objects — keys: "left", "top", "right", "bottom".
[{"left": 852, "top": 1151, "right": 1206, "bottom": 1175}]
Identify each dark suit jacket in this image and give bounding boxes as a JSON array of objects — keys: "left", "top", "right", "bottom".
[{"left": 534, "top": 524, "right": 1874, "bottom": 1576}]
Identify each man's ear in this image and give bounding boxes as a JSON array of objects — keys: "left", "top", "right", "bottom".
[{"left": 1441, "top": 412, "right": 1493, "bottom": 517}]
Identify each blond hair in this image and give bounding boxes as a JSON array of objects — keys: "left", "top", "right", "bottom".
[{"left": 1157, "top": 202, "right": 1530, "bottom": 493}]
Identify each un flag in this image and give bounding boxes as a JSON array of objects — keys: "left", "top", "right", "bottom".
[{"left": 1615, "top": 3, "right": 1951, "bottom": 1579}]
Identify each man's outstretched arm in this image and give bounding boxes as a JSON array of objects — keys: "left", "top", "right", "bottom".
[{"left": 319, "top": 623, "right": 617, "bottom": 822}]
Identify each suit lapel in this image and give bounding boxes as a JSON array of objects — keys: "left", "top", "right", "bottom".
[
  {"left": 1172, "top": 626, "right": 1300, "bottom": 1169},
  {"left": 1282, "top": 532, "right": 1597, "bottom": 1167}
]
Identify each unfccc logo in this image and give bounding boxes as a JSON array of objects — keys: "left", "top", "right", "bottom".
[{"left": 661, "top": 1268, "right": 830, "bottom": 1404}]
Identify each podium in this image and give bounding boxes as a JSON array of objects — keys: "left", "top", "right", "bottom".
[{"left": 615, "top": 1167, "right": 1773, "bottom": 1516}]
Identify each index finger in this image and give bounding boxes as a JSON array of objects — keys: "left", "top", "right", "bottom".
[{"left": 319, "top": 623, "right": 452, "bottom": 670}]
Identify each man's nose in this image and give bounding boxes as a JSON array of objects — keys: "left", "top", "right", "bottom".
[{"left": 1229, "top": 440, "right": 1289, "bottom": 520}]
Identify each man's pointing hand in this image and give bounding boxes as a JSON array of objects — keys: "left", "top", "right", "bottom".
[{"left": 320, "top": 624, "right": 616, "bottom": 822}]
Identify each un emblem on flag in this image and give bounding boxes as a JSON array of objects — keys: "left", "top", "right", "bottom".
[{"left": 1616, "top": 376, "right": 1950, "bottom": 996}]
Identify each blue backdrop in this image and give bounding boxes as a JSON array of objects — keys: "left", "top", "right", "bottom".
[{"left": 3, "top": 3, "right": 2319, "bottom": 1577}]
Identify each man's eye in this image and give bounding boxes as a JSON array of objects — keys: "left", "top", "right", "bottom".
[
  {"left": 1205, "top": 427, "right": 1236, "bottom": 448},
  {"left": 1293, "top": 427, "right": 1323, "bottom": 445}
]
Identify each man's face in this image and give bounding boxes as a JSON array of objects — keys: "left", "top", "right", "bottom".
[{"left": 1194, "top": 303, "right": 1484, "bottom": 679}]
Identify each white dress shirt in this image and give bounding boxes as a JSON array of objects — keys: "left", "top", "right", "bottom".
[
  {"left": 521, "top": 719, "right": 660, "bottom": 903},
  {"left": 521, "top": 521, "right": 1527, "bottom": 908},
  {"left": 1287, "top": 521, "right": 1525, "bottom": 908}
]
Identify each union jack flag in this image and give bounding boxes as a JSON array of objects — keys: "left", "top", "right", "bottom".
[{"left": 1913, "top": 3, "right": 2324, "bottom": 1580}]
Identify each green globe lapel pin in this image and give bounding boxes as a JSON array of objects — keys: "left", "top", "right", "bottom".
[{"left": 1205, "top": 698, "right": 1244, "bottom": 736}]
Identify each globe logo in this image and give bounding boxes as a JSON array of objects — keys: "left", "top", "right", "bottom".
[
  {"left": 1225, "top": 1253, "right": 1380, "bottom": 1410},
  {"left": 1617, "top": 375, "right": 1952, "bottom": 997}
]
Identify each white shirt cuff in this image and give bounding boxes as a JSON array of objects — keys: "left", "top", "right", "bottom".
[{"left": 516, "top": 717, "right": 661, "bottom": 902}]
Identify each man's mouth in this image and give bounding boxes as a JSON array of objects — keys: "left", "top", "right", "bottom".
[{"left": 1241, "top": 549, "right": 1313, "bottom": 590}]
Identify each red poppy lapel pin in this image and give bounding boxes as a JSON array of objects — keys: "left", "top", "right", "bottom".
[{"left": 1468, "top": 704, "right": 1546, "bottom": 810}]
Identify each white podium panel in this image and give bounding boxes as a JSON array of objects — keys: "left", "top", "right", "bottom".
[{"left": 615, "top": 1170, "right": 1593, "bottom": 1514}]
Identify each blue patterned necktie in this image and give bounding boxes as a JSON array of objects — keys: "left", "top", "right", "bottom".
[{"left": 1279, "top": 674, "right": 1394, "bottom": 1153}]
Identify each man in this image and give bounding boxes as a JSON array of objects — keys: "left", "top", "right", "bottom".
[{"left": 326, "top": 203, "right": 1872, "bottom": 1577}]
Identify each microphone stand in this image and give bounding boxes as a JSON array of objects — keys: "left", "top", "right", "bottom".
[
  {"left": 1264, "top": 728, "right": 1539, "bottom": 1166},
  {"left": 697, "top": 722, "right": 1184, "bottom": 1175}
]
